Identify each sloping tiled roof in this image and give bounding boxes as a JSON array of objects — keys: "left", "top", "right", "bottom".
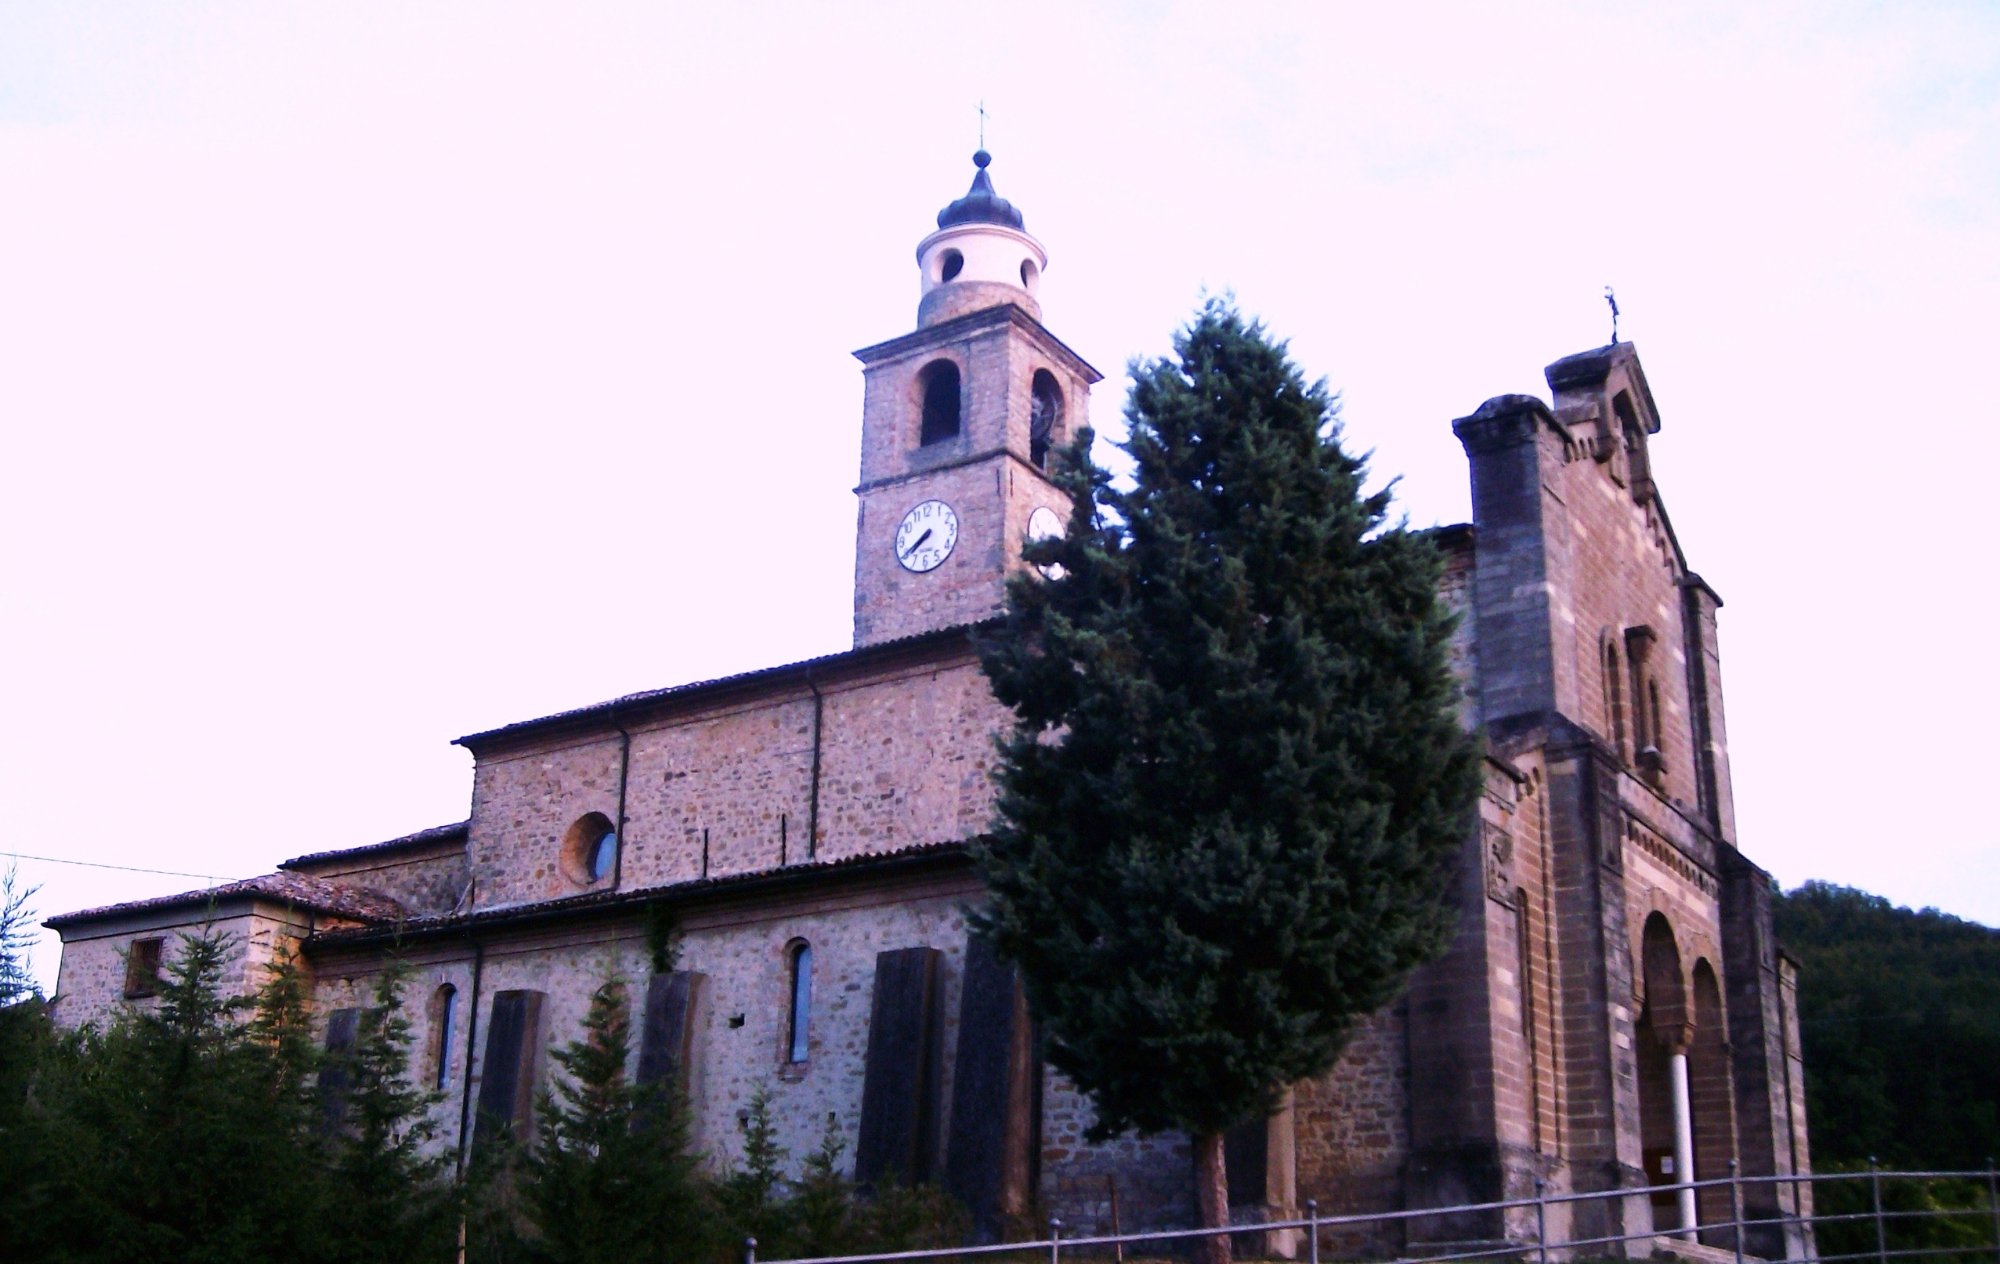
[
  {"left": 453, "top": 622, "right": 992, "bottom": 751},
  {"left": 309, "top": 838, "right": 974, "bottom": 948},
  {"left": 280, "top": 821, "right": 468, "bottom": 872},
  {"left": 45, "top": 871, "right": 408, "bottom": 931}
]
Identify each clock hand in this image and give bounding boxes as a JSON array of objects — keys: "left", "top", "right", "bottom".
[{"left": 901, "top": 528, "right": 933, "bottom": 559}]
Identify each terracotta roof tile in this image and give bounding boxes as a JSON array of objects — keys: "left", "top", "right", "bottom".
[
  {"left": 46, "top": 871, "right": 407, "bottom": 930},
  {"left": 279, "top": 821, "right": 468, "bottom": 872}
]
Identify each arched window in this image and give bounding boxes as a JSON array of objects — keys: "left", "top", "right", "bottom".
[
  {"left": 786, "top": 940, "right": 813, "bottom": 1064},
  {"left": 431, "top": 983, "right": 458, "bottom": 1090},
  {"left": 1602, "top": 636, "right": 1627, "bottom": 760},
  {"left": 1030, "top": 370, "right": 1062, "bottom": 470},
  {"left": 1516, "top": 889, "right": 1543, "bottom": 1152},
  {"left": 1642, "top": 679, "right": 1667, "bottom": 776},
  {"left": 918, "top": 361, "right": 961, "bottom": 446}
]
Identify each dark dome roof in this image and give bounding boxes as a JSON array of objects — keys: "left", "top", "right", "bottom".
[{"left": 936, "top": 150, "right": 1025, "bottom": 231}]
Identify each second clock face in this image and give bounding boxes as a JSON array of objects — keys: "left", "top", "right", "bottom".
[{"left": 895, "top": 499, "right": 959, "bottom": 573}]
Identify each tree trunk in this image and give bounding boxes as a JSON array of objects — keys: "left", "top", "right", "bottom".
[{"left": 1195, "top": 1129, "right": 1233, "bottom": 1264}]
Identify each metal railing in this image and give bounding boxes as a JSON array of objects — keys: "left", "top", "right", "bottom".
[{"left": 744, "top": 1162, "right": 2000, "bottom": 1264}]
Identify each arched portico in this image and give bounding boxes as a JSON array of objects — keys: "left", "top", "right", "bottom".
[
  {"left": 1690, "top": 959, "right": 1739, "bottom": 1244},
  {"left": 1637, "top": 912, "right": 1697, "bottom": 1237}
]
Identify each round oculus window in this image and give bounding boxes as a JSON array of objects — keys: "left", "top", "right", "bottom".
[{"left": 560, "top": 812, "right": 619, "bottom": 886}]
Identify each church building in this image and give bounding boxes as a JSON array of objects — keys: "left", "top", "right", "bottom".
[{"left": 47, "top": 152, "right": 1813, "bottom": 1257}]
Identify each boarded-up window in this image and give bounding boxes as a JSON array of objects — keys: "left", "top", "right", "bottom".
[
  {"left": 943, "top": 935, "right": 1041, "bottom": 1240},
  {"left": 318, "top": 1007, "right": 363, "bottom": 1132},
  {"left": 123, "top": 937, "right": 165, "bottom": 999},
  {"left": 1225, "top": 1115, "right": 1269, "bottom": 1207},
  {"left": 636, "top": 971, "right": 705, "bottom": 1093},
  {"left": 855, "top": 946, "right": 945, "bottom": 1187},
  {"left": 474, "top": 989, "right": 547, "bottom": 1149}
]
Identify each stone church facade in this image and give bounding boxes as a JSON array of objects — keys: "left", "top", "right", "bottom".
[{"left": 48, "top": 153, "right": 1812, "bottom": 1257}]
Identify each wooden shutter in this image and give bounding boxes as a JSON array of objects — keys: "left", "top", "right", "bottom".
[
  {"left": 318, "top": 1007, "right": 363, "bottom": 1131},
  {"left": 855, "top": 946, "right": 944, "bottom": 1187},
  {"left": 943, "top": 934, "right": 1041, "bottom": 1238},
  {"left": 473, "top": 989, "right": 546, "bottom": 1148},
  {"left": 636, "top": 970, "right": 705, "bottom": 1091}
]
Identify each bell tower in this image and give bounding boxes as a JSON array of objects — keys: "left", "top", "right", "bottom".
[{"left": 851, "top": 152, "right": 1102, "bottom": 648}]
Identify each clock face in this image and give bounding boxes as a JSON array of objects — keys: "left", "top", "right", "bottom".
[
  {"left": 895, "top": 499, "right": 958, "bottom": 573},
  {"left": 1026, "top": 505, "right": 1066, "bottom": 579}
]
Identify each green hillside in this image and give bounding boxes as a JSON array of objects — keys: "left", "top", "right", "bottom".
[{"left": 1774, "top": 882, "right": 2000, "bottom": 1169}]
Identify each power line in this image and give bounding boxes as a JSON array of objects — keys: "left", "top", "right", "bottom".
[{"left": 1, "top": 851, "right": 222, "bottom": 882}]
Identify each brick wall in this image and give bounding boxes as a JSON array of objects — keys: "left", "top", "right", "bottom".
[{"left": 852, "top": 304, "right": 1095, "bottom": 648}]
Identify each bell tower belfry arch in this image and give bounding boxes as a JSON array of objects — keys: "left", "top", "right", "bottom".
[{"left": 851, "top": 151, "right": 1102, "bottom": 648}]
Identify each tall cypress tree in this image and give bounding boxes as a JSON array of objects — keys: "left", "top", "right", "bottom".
[{"left": 977, "top": 300, "right": 1481, "bottom": 1260}]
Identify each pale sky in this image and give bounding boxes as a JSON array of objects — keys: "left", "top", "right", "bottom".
[{"left": 4, "top": 2, "right": 1996, "bottom": 994}]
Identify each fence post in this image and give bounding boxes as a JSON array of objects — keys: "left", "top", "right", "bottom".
[
  {"left": 742, "top": 1237, "right": 756, "bottom": 1264},
  {"left": 1307, "top": 1198, "right": 1320, "bottom": 1264},
  {"left": 1871, "top": 1157, "right": 1888, "bottom": 1264},
  {"left": 1729, "top": 1158, "right": 1745, "bottom": 1264},
  {"left": 1985, "top": 1158, "right": 1998, "bottom": 1264},
  {"left": 1535, "top": 1177, "right": 1549, "bottom": 1264},
  {"left": 1049, "top": 1216, "right": 1062, "bottom": 1264}
]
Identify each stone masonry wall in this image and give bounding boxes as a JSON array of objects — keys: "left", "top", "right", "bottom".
[
  {"left": 313, "top": 873, "right": 984, "bottom": 1181},
  {"left": 465, "top": 651, "right": 1010, "bottom": 912},
  {"left": 285, "top": 841, "right": 469, "bottom": 916},
  {"left": 53, "top": 904, "right": 314, "bottom": 1030}
]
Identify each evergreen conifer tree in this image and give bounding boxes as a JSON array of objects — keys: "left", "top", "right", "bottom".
[
  {"left": 717, "top": 1085, "right": 792, "bottom": 1252},
  {"left": 320, "top": 957, "right": 460, "bottom": 1263},
  {"left": 247, "top": 937, "right": 322, "bottom": 1110},
  {"left": 0, "top": 869, "right": 52, "bottom": 1257},
  {"left": 978, "top": 300, "right": 1481, "bottom": 1261},
  {"left": 518, "top": 977, "right": 717, "bottom": 1264},
  {"left": 27, "top": 926, "right": 316, "bottom": 1264}
]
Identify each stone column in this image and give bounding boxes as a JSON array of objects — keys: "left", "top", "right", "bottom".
[{"left": 1669, "top": 1048, "right": 1696, "bottom": 1238}]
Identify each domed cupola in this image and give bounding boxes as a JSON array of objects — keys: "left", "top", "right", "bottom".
[{"left": 915, "top": 150, "right": 1048, "bottom": 327}]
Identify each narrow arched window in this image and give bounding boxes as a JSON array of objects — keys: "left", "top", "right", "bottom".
[
  {"left": 918, "top": 361, "right": 961, "bottom": 446},
  {"left": 1603, "top": 638, "right": 1627, "bottom": 760},
  {"left": 1515, "top": 889, "right": 1543, "bottom": 1152},
  {"left": 786, "top": 940, "right": 813, "bottom": 1064},
  {"left": 1647, "top": 679, "right": 1666, "bottom": 768},
  {"left": 431, "top": 983, "right": 458, "bottom": 1090},
  {"left": 1030, "top": 369, "right": 1062, "bottom": 470}
]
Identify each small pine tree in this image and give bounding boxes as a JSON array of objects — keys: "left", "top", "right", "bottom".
[
  {"left": 248, "top": 936, "right": 321, "bottom": 1107},
  {"left": 519, "top": 977, "right": 718, "bottom": 1264},
  {"left": 978, "top": 300, "right": 1482, "bottom": 1262},
  {"left": 787, "top": 1114, "right": 856, "bottom": 1257},
  {"left": 321, "top": 956, "right": 459, "bottom": 1263},
  {"left": 718, "top": 1086, "right": 792, "bottom": 1251},
  {"left": 0, "top": 866, "right": 38, "bottom": 1008}
]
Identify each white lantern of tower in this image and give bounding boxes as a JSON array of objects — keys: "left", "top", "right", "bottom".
[{"left": 915, "top": 150, "right": 1048, "bottom": 328}]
